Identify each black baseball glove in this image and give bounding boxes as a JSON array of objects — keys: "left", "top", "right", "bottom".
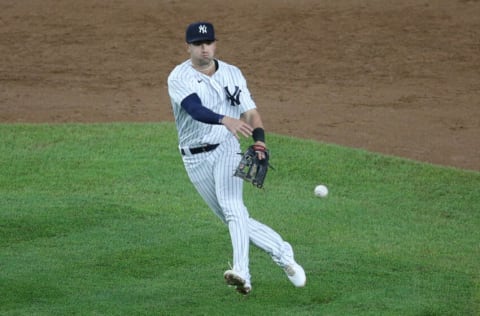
[{"left": 234, "top": 145, "right": 270, "bottom": 188}]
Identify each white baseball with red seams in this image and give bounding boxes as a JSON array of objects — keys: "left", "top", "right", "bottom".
[{"left": 315, "top": 184, "right": 329, "bottom": 197}]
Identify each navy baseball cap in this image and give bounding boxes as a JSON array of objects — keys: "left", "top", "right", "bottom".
[{"left": 185, "top": 22, "right": 216, "bottom": 43}]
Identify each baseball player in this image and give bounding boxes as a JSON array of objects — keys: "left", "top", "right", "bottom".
[{"left": 167, "top": 22, "right": 306, "bottom": 295}]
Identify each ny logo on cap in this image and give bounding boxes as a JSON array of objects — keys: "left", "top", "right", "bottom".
[{"left": 198, "top": 25, "right": 208, "bottom": 34}]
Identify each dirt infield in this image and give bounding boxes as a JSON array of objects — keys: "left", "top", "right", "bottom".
[{"left": 1, "top": 0, "right": 479, "bottom": 171}]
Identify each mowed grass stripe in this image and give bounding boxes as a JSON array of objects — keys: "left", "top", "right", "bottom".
[{"left": 1, "top": 123, "right": 478, "bottom": 315}]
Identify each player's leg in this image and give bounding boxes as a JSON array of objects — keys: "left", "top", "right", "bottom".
[
  {"left": 183, "top": 156, "right": 226, "bottom": 223},
  {"left": 184, "top": 149, "right": 251, "bottom": 292},
  {"left": 248, "top": 218, "right": 307, "bottom": 287},
  {"left": 247, "top": 218, "right": 291, "bottom": 266},
  {"left": 213, "top": 146, "right": 251, "bottom": 287}
]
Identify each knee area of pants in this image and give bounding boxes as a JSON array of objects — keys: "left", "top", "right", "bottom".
[{"left": 224, "top": 209, "right": 249, "bottom": 223}]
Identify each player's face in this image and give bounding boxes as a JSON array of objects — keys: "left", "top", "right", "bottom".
[{"left": 188, "top": 40, "right": 216, "bottom": 67}]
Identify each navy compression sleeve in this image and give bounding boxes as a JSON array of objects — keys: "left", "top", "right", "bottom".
[{"left": 181, "top": 93, "right": 224, "bottom": 125}]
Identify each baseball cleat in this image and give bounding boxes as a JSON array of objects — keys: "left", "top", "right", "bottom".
[
  {"left": 224, "top": 270, "right": 251, "bottom": 295},
  {"left": 284, "top": 263, "right": 306, "bottom": 287}
]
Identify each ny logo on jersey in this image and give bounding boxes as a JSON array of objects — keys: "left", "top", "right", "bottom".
[
  {"left": 225, "top": 86, "right": 241, "bottom": 106},
  {"left": 198, "top": 25, "right": 208, "bottom": 34}
]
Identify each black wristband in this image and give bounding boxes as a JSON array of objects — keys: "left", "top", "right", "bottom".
[{"left": 252, "top": 127, "right": 265, "bottom": 143}]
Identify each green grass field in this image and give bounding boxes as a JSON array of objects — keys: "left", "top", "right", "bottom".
[{"left": 1, "top": 123, "right": 479, "bottom": 315}]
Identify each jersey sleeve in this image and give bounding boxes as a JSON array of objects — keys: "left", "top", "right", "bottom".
[
  {"left": 167, "top": 76, "right": 195, "bottom": 107},
  {"left": 237, "top": 70, "right": 257, "bottom": 113}
]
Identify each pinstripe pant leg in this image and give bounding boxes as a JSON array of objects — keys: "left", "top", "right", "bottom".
[
  {"left": 184, "top": 156, "right": 226, "bottom": 223},
  {"left": 248, "top": 218, "right": 291, "bottom": 267},
  {"left": 214, "top": 149, "right": 250, "bottom": 280}
]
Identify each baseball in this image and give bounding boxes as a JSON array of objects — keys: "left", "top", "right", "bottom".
[{"left": 314, "top": 185, "right": 328, "bottom": 198}]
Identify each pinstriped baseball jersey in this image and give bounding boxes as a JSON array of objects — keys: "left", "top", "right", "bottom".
[
  {"left": 167, "top": 54, "right": 304, "bottom": 291},
  {"left": 168, "top": 59, "right": 256, "bottom": 148}
]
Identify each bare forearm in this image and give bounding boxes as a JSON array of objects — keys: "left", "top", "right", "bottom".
[
  {"left": 241, "top": 109, "right": 266, "bottom": 147},
  {"left": 221, "top": 116, "right": 253, "bottom": 139},
  {"left": 241, "top": 109, "right": 264, "bottom": 129}
]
